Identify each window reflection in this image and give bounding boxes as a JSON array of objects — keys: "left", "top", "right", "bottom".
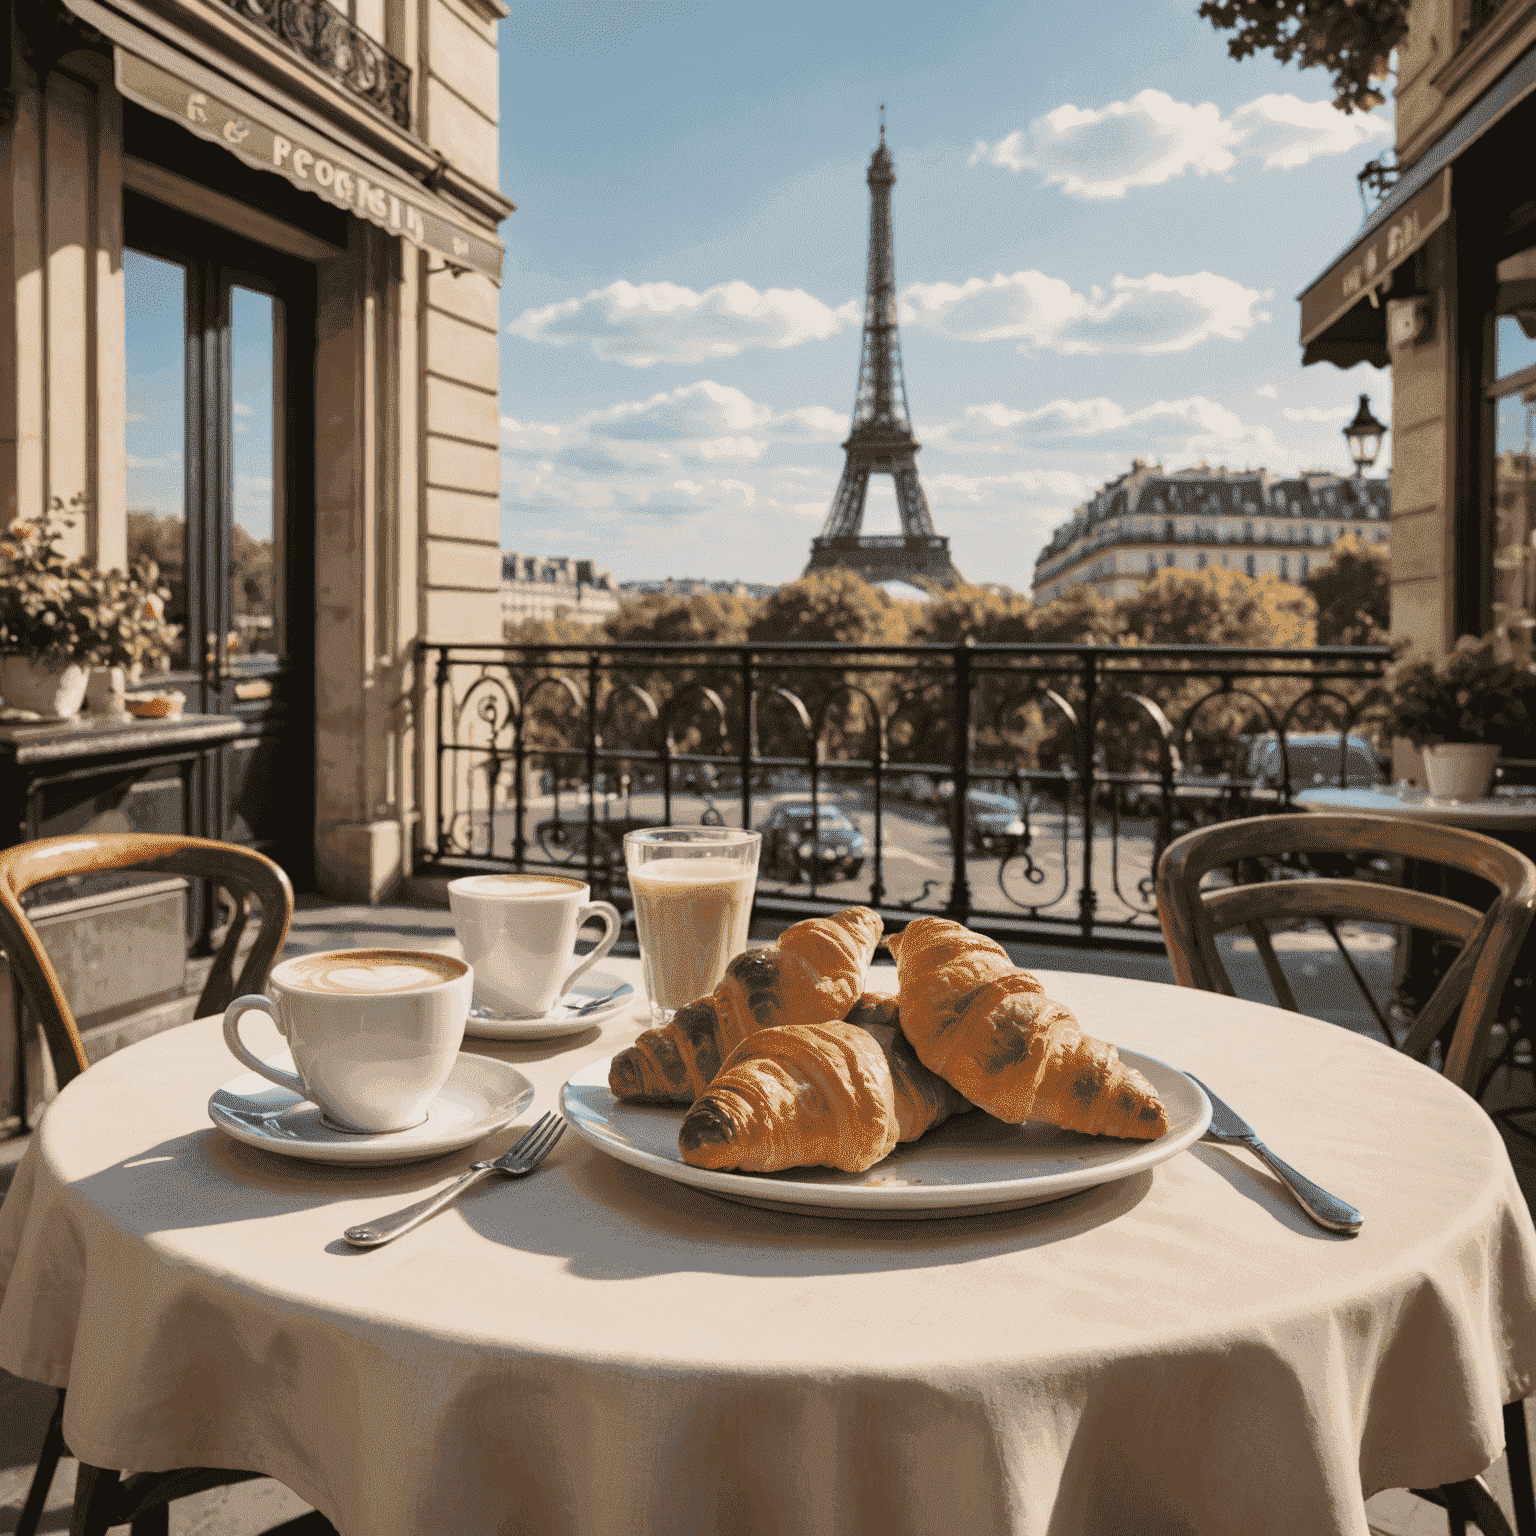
[
  {"left": 1494, "top": 393, "right": 1536, "bottom": 663},
  {"left": 230, "top": 287, "right": 281, "bottom": 660},
  {"left": 1496, "top": 247, "right": 1536, "bottom": 384},
  {"left": 124, "top": 250, "right": 188, "bottom": 670}
]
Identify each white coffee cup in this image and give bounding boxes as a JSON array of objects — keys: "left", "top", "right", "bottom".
[
  {"left": 222, "top": 948, "right": 473, "bottom": 1133},
  {"left": 447, "top": 873, "right": 621, "bottom": 1019}
]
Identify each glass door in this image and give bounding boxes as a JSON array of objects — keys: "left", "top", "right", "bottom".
[{"left": 124, "top": 193, "right": 316, "bottom": 882}]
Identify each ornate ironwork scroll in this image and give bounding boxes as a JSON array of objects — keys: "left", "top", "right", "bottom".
[{"left": 222, "top": 0, "right": 411, "bottom": 129}]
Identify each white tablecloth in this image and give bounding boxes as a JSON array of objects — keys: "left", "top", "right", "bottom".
[{"left": 3, "top": 960, "right": 1535, "bottom": 1536}]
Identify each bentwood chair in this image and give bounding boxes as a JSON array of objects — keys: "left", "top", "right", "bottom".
[
  {"left": 1156, "top": 812, "right": 1536, "bottom": 1536},
  {"left": 0, "top": 833, "right": 328, "bottom": 1536}
]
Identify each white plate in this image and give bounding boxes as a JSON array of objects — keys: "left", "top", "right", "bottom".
[
  {"left": 560, "top": 1051, "right": 1210, "bottom": 1219},
  {"left": 209, "top": 1053, "right": 535, "bottom": 1165},
  {"left": 463, "top": 970, "right": 637, "bottom": 1040}
]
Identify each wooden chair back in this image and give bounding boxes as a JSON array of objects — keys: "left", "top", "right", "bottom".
[
  {"left": 1155, "top": 812, "right": 1536, "bottom": 1094},
  {"left": 0, "top": 834, "right": 293, "bottom": 1090}
]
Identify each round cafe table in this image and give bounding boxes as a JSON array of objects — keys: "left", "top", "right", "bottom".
[
  {"left": 1294, "top": 784, "right": 1536, "bottom": 1111},
  {"left": 1293, "top": 783, "right": 1536, "bottom": 832},
  {"left": 2, "top": 957, "right": 1535, "bottom": 1536}
]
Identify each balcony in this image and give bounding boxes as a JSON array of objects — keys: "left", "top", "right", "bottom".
[
  {"left": 218, "top": 0, "right": 412, "bottom": 130},
  {"left": 420, "top": 637, "right": 1403, "bottom": 948}
]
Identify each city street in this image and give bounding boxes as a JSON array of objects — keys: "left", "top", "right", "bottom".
[{"left": 465, "top": 781, "right": 1155, "bottom": 929}]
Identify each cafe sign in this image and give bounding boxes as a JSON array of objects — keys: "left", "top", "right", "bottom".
[
  {"left": 1299, "top": 168, "right": 1451, "bottom": 346},
  {"left": 115, "top": 48, "right": 503, "bottom": 284}
]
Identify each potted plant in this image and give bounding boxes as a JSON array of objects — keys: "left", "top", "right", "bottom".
[
  {"left": 1385, "top": 631, "right": 1536, "bottom": 799},
  {"left": 0, "top": 494, "right": 179, "bottom": 720}
]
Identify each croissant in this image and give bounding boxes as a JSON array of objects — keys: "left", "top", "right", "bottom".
[
  {"left": 885, "top": 918, "right": 1169, "bottom": 1140},
  {"left": 843, "top": 992, "right": 972, "bottom": 1142},
  {"left": 678, "top": 1021, "right": 899, "bottom": 1173},
  {"left": 609, "top": 906, "right": 883, "bottom": 1103}
]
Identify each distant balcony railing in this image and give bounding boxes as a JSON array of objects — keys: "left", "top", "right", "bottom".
[
  {"left": 1032, "top": 523, "right": 1388, "bottom": 585},
  {"left": 418, "top": 638, "right": 1395, "bottom": 949},
  {"left": 220, "top": 0, "right": 411, "bottom": 129}
]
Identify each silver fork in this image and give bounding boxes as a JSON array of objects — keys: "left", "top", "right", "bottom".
[{"left": 343, "top": 1113, "right": 566, "bottom": 1248}]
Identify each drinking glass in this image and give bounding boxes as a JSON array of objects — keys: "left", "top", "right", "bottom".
[{"left": 624, "top": 826, "right": 761, "bottom": 1025}]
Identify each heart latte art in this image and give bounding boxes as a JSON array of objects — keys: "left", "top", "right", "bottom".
[{"left": 278, "top": 949, "right": 465, "bottom": 995}]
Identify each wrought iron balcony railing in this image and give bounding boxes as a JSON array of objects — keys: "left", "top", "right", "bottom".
[
  {"left": 221, "top": 0, "right": 411, "bottom": 130},
  {"left": 419, "top": 638, "right": 1402, "bottom": 950}
]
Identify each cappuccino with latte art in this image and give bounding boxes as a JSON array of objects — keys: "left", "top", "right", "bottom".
[
  {"left": 222, "top": 947, "right": 472, "bottom": 1133},
  {"left": 280, "top": 949, "right": 464, "bottom": 995}
]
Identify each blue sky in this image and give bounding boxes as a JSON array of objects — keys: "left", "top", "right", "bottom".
[
  {"left": 122, "top": 0, "right": 1397, "bottom": 593},
  {"left": 495, "top": 0, "right": 1396, "bottom": 590}
]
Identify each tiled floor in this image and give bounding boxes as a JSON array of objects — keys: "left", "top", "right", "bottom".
[{"left": 1, "top": 896, "right": 1532, "bottom": 1533}]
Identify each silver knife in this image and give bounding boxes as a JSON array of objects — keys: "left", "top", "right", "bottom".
[{"left": 1186, "top": 1073, "right": 1363, "bottom": 1235}]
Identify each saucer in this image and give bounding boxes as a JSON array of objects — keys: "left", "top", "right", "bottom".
[
  {"left": 463, "top": 970, "right": 637, "bottom": 1041},
  {"left": 208, "top": 1053, "right": 535, "bottom": 1165}
]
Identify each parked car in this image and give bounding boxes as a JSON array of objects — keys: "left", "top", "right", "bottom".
[
  {"left": 929, "top": 783, "right": 1030, "bottom": 853},
  {"left": 758, "top": 799, "right": 867, "bottom": 882},
  {"left": 958, "top": 789, "right": 1029, "bottom": 854},
  {"left": 1245, "top": 732, "right": 1386, "bottom": 791}
]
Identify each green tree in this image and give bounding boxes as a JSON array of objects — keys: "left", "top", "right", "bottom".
[
  {"left": 127, "top": 510, "right": 187, "bottom": 665},
  {"left": 747, "top": 571, "right": 915, "bottom": 763},
  {"left": 1118, "top": 565, "right": 1314, "bottom": 649},
  {"left": 1103, "top": 567, "right": 1320, "bottom": 776},
  {"left": 604, "top": 590, "right": 756, "bottom": 646},
  {"left": 1305, "top": 531, "right": 1390, "bottom": 646},
  {"left": 1197, "top": 1, "right": 1409, "bottom": 113}
]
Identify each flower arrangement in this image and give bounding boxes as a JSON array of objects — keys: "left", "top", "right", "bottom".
[
  {"left": 1385, "top": 631, "right": 1536, "bottom": 748},
  {"left": 0, "top": 494, "right": 179, "bottom": 671}
]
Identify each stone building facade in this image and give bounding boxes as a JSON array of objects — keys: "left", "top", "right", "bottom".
[
  {"left": 0, "top": 0, "right": 513, "bottom": 903},
  {"left": 1031, "top": 460, "right": 1390, "bottom": 604},
  {"left": 501, "top": 553, "right": 620, "bottom": 628},
  {"left": 1298, "top": 0, "right": 1536, "bottom": 675}
]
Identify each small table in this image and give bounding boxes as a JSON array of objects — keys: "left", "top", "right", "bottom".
[
  {"left": 1293, "top": 784, "right": 1536, "bottom": 833},
  {"left": 1295, "top": 786, "right": 1536, "bottom": 1126},
  {"left": 3, "top": 960, "right": 1535, "bottom": 1535}
]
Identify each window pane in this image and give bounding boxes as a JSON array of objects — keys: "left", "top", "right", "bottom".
[
  {"left": 1494, "top": 390, "right": 1536, "bottom": 660},
  {"left": 1496, "top": 246, "right": 1536, "bottom": 384},
  {"left": 124, "top": 250, "right": 188, "bottom": 669},
  {"left": 230, "top": 287, "right": 280, "bottom": 660},
  {"left": 1496, "top": 316, "right": 1536, "bottom": 384}
]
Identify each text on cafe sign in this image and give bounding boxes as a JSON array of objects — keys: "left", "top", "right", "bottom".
[
  {"left": 1299, "top": 168, "right": 1449, "bottom": 345},
  {"left": 115, "top": 49, "right": 498, "bottom": 281}
]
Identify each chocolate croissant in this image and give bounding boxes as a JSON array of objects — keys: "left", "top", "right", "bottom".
[
  {"left": 885, "top": 917, "right": 1168, "bottom": 1140},
  {"left": 842, "top": 992, "right": 972, "bottom": 1142},
  {"left": 609, "top": 906, "right": 883, "bottom": 1103},
  {"left": 678, "top": 1021, "right": 900, "bottom": 1173},
  {"left": 678, "top": 999, "right": 972, "bottom": 1175}
]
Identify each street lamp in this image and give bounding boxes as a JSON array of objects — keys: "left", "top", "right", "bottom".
[{"left": 1343, "top": 393, "right": 1387, "bottom": 477}]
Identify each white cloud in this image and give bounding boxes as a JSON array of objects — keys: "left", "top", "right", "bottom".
[
  {"left": 507, "top": 279, "right": 860, "bottom": 366},
  {"left": 937, "top": 395, "right": 1276, "bottom": 457},
  {"left": 233, "top": 401, "right": 253, "bottom": 417},
  {"left": 926, "top": 468, "right": 1092, "bottom": 502},
  {"left": 503, "top": 383, "right": 845, "bottom": 474},
  {"left": 1256, "top": 385, "right": 1278, "bottom": 398},
  {"left": 902, "top": 270, "right": 1268, "bottom": 355},
  {"left": 971, "top": 88, "right": 1389, "bottom": 199},
  {"left": 514, "top": 265, "right": 1264, "bottom": 371},
  {"left": 1228, "top": 93, "right": 1389, "bottom": 169},
  {"left": 1283, "top": 405, "right": 1352, "bottom": 422}
]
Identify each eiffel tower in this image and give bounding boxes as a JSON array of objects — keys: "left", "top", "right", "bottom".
[{"left": 803, "top": 115, "right": 963, "bottom": 589}]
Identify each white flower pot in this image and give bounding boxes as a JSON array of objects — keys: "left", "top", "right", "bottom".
[
  {"left": 1423, "top": 742, "right": 1501, "bottom": 801},
  {"left": 85, "top": 665, "right": 128, "bottom": 716},
  {"left": 0, "top": 655, "right": 89, "bottom": 720}
]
